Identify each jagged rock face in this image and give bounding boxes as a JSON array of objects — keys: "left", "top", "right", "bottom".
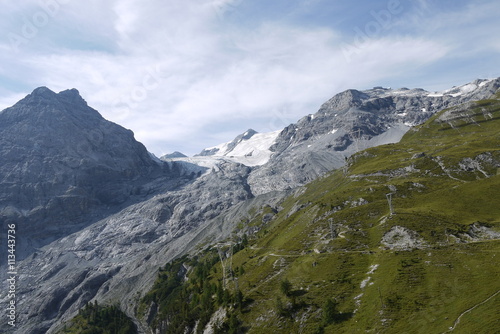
[
  {"left": 4, "top": 159, "right": 255, "bottom": 334},
  {"left": 1, "top": 79, "right": 499, "bottom": 333},
  {"left": 0, "top": 87, "right": 183, "bottom": 259},
  {"left": 0, "top": 88, "right": 254, "bottom": 333},
  {"left": 248, "top": 78, "right": 500, "bottom": 195}
]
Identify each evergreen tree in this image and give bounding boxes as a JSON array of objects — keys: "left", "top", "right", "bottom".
[
  {"left": 280, "top": 279, "right": 292, "bottom": 297},
  {"left": 322, "top": 298, "right": 337, "bottom": 326},
  {"left": 228, "top": 313, "right": 240, "bottom": 334}
]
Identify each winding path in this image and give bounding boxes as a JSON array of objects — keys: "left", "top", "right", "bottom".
[{"left": 444, "top": 289, "right": 500, "bottom": 333}]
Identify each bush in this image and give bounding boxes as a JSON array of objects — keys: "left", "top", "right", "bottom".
[
  {"left": 322, "top": 298, "right": 337, "bottom": 326},
  {"left": 280, "top": 279, "right": 292, "bottom": 297}
]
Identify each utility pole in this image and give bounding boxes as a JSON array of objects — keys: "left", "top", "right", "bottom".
[
  {"left": 329, "top": 221, "right": 337, "bottom": 239},
  {"left": 217, "top": 245, "right": 228, "bottom": 290},
  {"left": 217, "top": 242, "right": 234, "bottom": 290},
  {"left": 378, "top": 287, "right": 384, "bottom": 308},
  {"left": 386, "top": 193, "right": 394, "bottom": 216}
]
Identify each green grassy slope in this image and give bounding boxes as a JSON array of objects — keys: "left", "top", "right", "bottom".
[
  {"left": 233, "top": 93, "right": 500, "bottom": 334},
  {"left": 136, "top": 93, "right": 500, "bottom": 334},
  {"left": 233, "top": 94, "right": 500, "bottom": 333}
]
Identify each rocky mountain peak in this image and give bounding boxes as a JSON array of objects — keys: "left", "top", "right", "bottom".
[
  {"left": 0, "top": 87, "right": 184, "bottom": 261},
  {"left": 250, "top": 78, "right": 500, "bottom": 194},
  {"left": 161, "top": 151, "right": 188, "bottom": 159},
  {"left": 31, "top": 85, "right": 56, "bottom": 97},
  {"left": 14, "top": 86, "right": 86, "bottom": 107},
  {"left": 57, "top": 88, "right": 88, "bottom": 105},
  {"left": 241, "top": 128, "right": 258, "bottom": 139},
  {"left": 2, "top": 87, "right": 99, "bottom": 128},
  {"left": 318, "top": 89, "right": 369, "bottom": 114}
]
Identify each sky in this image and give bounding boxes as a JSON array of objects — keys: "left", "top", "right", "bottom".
[{"left": 0, "top": 0, "right": 499, "bottom": 156}]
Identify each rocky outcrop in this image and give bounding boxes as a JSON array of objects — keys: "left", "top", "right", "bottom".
[
  {"left": 161, "top": 151, "right": 188, "bottom": 159},
  {"left": 381, "top": 226, "right": 427, "bottom": 250},
  {"left": 1, "top": 78, "right": 499, "bottom": 333},
  {"left": 3, "top": 158, "right": 257, "bottom": 334},
  {"left": 247, "top": 78, "right": 500, "bottom": 195},
  {"left": 0, "top": 87, "right": 196, "bottom": 260}
]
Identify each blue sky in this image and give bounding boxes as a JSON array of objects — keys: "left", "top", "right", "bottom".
[{"left": 0, "top": 0, "right": 499, "bottom": 156}]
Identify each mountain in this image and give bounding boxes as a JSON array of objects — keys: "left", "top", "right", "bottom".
[
  {"left": 198, "top": 129, "right": 259, "bottom": 157},
  {"left": 247, "top": 78, "right": 500, "bottom": 195},
  {"left": 135, "top": 89, "right": 500, "bottom": 333},
  {"left": 187, "top": 78, "right": 500, "bottom": 196},
  {"left": 0, "top": 79, "right": 498, "bottom": 333},
  {"left": 3, "top": 159, "right": 255, "bottom": 333},
  {"left": 0, "top": 88, "right": 258, "bottom": 333},
  {"left": 0, "top": 87, "right": 199, "bottom": 262},
  {"left": 194, "top": 129, "right": 282, "bottom": 167},
  {"left": 161, "top": 151, "right": 187, "bottom": 159}
]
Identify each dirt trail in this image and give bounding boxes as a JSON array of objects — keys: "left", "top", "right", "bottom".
[{"left": 444, "top": 289, "right": 500, "bottom": 333}]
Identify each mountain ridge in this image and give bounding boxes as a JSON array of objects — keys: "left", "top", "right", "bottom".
[
  {"left": 134, "top": 89, "right": 500, "bottom": 334},
  {"left": 0, "top": 78, "right": 498, "bottom": 333},
  {"left": 0, "top": 86, "right": 196, "bottom": 262}
]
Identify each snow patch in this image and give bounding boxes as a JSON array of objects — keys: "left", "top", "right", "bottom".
[
  {"left": 360, "top": 277, "right": 371, "bottom": 289},
  {"left": 192, "top": 130, "right": 282, "bottom": 167},
  {"left": 436, "top": 79, "right": 493, "bottom": 97},
  {"left": 367, "top": 264, "right": 379, "bottom": 275}
]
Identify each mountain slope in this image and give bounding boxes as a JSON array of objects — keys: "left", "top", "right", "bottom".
[
  {"left": 138, "top": 90, "right": 500, "bottom": 333},
  {"left": 247, "top": 78, "right": 500, "bottom": 195},
  {"left": 1, "top": 80, "right": 498, "bottom": 334},
  {"left": 0, "top": 87, "right": 193, "bottom": 260},
  {"left": 190, "top": 129, "right": 282, "bottom": 167}
]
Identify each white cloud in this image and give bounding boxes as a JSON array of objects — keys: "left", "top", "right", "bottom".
[
  {"left": 394, "top": 1, "right": 500, "bottom": 55},
  {"left": 0, "top": 0, "right": 497, "bottom": 155}
]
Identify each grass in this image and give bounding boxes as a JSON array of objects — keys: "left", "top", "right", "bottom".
[
  {"left": 101, "top": 93, "right": 500, "bottom": 334},
  {"left": 224, "top": 95, "right": 500, "bottom": 333}
]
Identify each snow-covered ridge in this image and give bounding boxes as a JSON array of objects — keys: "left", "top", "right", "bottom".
[
  {"left": 365, "top": 78, "right": 495, "bottom": 98},
  {"left": 165, "top": 129, "right": 282, "bottom": 168},
  {"left": 221, "top": 130, "right": 281, "bottom": 163},
  {"left": 429, "top": 78, "right": 494, "bottom": 97},
  {"left": 208, "top": 129, "right": 281, "bottom": 166}
]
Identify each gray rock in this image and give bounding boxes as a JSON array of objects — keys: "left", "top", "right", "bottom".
[
  {"left": 0, "top": 87, "right": 202, "bottom": 262},
  {"left": 248, "top": 78, "right": 500, "bottom": 195},
  {"left": 161, "top": 151, "right": 187, "bottom": 159},
  {"left": 381, "top": 226, "right": 426, "bottom": 250},
  {"left": 1, "top": 78, "right": 499, "bottom": 333}
]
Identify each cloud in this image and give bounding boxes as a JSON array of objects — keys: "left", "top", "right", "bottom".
[
  {"left": 0, "top": 0, "right": 497, "bottom": 155},
  {"left": 394, "top": 0, "right": 500, "bottom": 54}
]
